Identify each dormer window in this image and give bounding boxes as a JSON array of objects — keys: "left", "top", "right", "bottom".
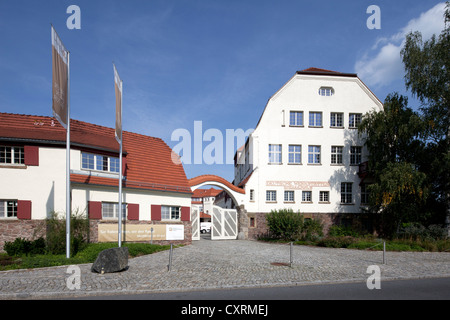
[
  {"left": 81, "top": 152, "right": 120, "bottom": 173},
  {"left": 318, "top": 87, "right": 334, "bottom": 96}
]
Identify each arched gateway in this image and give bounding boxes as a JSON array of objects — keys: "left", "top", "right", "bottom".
[{"left": 188, "top": 175, "right": 248, "bottom": 240}]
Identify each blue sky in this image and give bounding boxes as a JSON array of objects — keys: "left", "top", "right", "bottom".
[{"left": 0, "top": 0, "right": 446, "bottom": 182}]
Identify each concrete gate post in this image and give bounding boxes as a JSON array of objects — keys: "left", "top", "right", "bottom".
[{"left": 237, "top": 205, "right": 248, "bottom": 240}]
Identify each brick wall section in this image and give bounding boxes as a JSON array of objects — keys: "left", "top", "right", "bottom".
[
  {"left": 0, "top": 220, "right": 46, "bottom": 251},
  {"left": 247, "top": 212, "right": 346, "bottom": 240},
  {"left": 1, "top": 219, "right": 192, "bottom": 252}
]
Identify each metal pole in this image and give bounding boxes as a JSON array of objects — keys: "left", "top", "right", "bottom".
[
  {"left": 383, "top": 241, "right": 386, "bottom": 264},
  {"left": 65, "top": 51, "right": 71, "bottom": 259},
  {"left": 290, "top": 242, "right": 293, "bottom": 267},
  {"left": 118, "top": 79, "right": 123, "bottom": 248},
  {"left": 168, "top": 243, "right": 173, "bottom": 271}
]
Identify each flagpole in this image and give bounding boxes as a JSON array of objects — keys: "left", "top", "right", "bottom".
[
  {"left": 66, "top": 50, "right": 71, "bottom": 259},
  {"left": 118, "top": 79, "right": 123, "bottom": 247}
]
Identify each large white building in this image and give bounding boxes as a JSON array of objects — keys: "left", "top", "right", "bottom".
[
  {"left": 233, "top": 68, "right": 383, "bottom": 238},
  {"left": 0, "top": 113, "right": 192, "bottom": 250}
]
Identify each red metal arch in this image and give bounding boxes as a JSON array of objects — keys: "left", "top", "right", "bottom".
[{"left": 188, "top": 175, "right": 245, "bottom": 194}]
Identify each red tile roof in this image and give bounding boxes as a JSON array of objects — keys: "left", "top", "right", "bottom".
[
  {"left": 191, "top": 187, "right": 222, "bottom": 198},
  {"left": 297, "top": 67, "right": 357, "bottom": 77},
  {"left": 188, "top": 175, "right": 245, "bottom": 194},
  {"left": 0, "top": 112, "right": 191, "bottom": 194}
]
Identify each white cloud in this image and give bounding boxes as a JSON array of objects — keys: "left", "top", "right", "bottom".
[{"left": 355, "top": 2, "right": 446, "bottom": 88}]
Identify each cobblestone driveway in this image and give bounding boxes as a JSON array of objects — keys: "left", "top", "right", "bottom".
[{"left": 1, "top": 239, "right": 449, "bottom": 299}]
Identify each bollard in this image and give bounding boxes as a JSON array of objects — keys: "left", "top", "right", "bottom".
[
  {"left": 290, "top": 242, "right": 293, "bottom": 267},
  {"left": 168, "top": 243, "right": 173, "bottom": 271},
  {"left": 151, "top": 227, "right": 153, "bottom": 245}
]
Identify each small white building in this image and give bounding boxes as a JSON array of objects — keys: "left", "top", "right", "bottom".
[
  {"left": 233, "top": 68, "right": 383, "bottom": 238},
  {"left": 0, "top": 113, "right": 192, "bottom": 250}
]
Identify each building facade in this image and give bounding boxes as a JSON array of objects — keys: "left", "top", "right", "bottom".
[
  {"left": 233, "top": 68, "right": 383, "bottom": 238},
  {"left": 0, "top": 113, "right": 192, "bottom": 250}
]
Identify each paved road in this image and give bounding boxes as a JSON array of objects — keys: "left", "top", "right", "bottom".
[
  {"left": 77, "top": 277, "right": 450, "bottom": 300},
  {"left": 0, "top": 239, "right": 449, "bottom": 299}
]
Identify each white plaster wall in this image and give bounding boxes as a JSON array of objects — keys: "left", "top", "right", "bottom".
[
  {"left": 241, "top": 74, "right": 382, "bottom": 214},
  {"left": 72, "top": 185, "right": 191, "bottom": 221},
  {"left": 0, "top": 146, "right": 66, "bottom": 219}
]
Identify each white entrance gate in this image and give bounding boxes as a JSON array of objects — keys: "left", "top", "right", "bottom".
[
  {"left": 211, "top": 205, "right": 238, "bottom": 240},
  {"left": 191, "top": 205, "right": 200, "bottom": 241}
]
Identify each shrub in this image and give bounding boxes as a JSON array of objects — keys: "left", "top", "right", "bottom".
[
  {"left": 328, "top": 225, "right": 360, "bottom": 237},
  {"left": 46, "top": 210, "right": 90, "bottom": 256},
  {"left": 4, "top": 237, "right": 46, "bottom": 256},
  {"left": 265, "top": 209, "right": 304, "bottom": 240},
  {"left": 318, "top": 236, "right": 355, "bottom": 248},
  {"left": 301, "top": 218, "right": 324, "bottom": 241},
  {"left": 398, "top": 223, "right": 448, "bottom": 241}
]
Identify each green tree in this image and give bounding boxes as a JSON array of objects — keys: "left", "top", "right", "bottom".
[
  {"left": 359, "top": 94, "right": 427, "bottom": 237},
  {"left": 401, "top": 1, "right": 450, "bottom": 232},
  {"left": 360, "top": 3, "right": 450, "bottom": 237}
]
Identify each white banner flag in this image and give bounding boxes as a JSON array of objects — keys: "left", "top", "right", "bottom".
[{"left": 114, "top": 64, "right": 122, "bottom": 144}]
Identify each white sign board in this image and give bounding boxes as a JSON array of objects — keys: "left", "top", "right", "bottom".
[{"left": 166, "top": 224, "right": 184, "bottom": 240}]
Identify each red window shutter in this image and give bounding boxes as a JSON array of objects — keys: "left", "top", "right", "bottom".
[
  {"left": 151, "top": 204, "right": 161, "bottom": 221},
  {"left": 17, "top": 200, "right": 32, "bottom": 220},
  {"left": 88, "top": 201, "right": 102, "bottom": 219},
  {"left": 122, "top": 156, "right": 127, "bottom": 176},
  {"left": 181, "top": 206, "right": 190, "bottom": 221},
  {"left": 24, "top": 146, "right": 39, "bottom": 166},
  {"left": 127, "top": 203, "right": 139, "bottom": 220}
]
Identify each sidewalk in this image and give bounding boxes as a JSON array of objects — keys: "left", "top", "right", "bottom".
[{"left": 1, "top": 239, "right": 449, "bottom": 299}]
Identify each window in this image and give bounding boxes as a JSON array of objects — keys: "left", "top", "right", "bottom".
[
  {"left": 361, "top": 184, "right": 370, "bottom": 205},
  {"left": 0, "top": 146, "right": 24, "bottom": 164},
  {"left": 341, "top": 183, "right": 353, "bottom": 204},
  {"left": 302, "top": 191, "right": 312, "bottom": 202},
  {"left": 330, "top": 113, "right": 343, "bottom": 128},
  {"left": 268, "top": 144, "right": 282, "bottom": 164},
  {"left": 82, "top": 152, "right": 120, "bottom": 173},
  {"left": 349, "top": 113, "right": 362, "bottom": 128},
  {"left": 266, "top": 190, "right": 277, "bottom": 202},
  {"left": 331, "top": 146, "right": 343, "bottom": 164},
  {"left": 0, "top": 200, "right": 17, "bottom": 218},
  {"left": 309, "top": 112, "right": 322, "bottom": 127},
  {"left": 308, "top": 145, "right": 321, "bottom": 164},
  {"left": 284, "top": 190, "right": 294, "bottom": 202},
  {"left": 250, "top": 189, "right": 255, "bottom": 201},
  {"left": 350, "top": 146, "right": 362, "bottom": 165},
  {"left": 102, "top": 202, "right": 126, "bottom": 219},
  {"left": 289, "top": 111, "right": 303, "bottom": 126},
  {"left": 161, "top": 206, "right": 180, "bottom": 221},
  {"left": 288, "top": 145, "right": 301, "bottom": 164},
  {"left": 319, "top": 191, "right": 329, "bottom": 202},
  {"left": 318, "top": 87, "right": 334, "bottom": 96}
]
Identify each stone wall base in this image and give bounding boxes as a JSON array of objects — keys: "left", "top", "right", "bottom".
[
  {"left": 0, "top": 219, "right": 192, "bottom": 252},
  {"left": 247, "top": 212, "right": 372, "bottom": 240},
  {"left": 0, "top": 220, "right": 46, "bottom": 252}
]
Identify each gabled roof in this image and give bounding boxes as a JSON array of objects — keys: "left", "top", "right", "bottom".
[
  {"left": 296, "top": 67, "right": 357, "bottom": 78},
  {"left": 0, "top": 112, "right": 191, "bottom": 194},
  {"left": 252, "top": 67, "right": 381, "bottom": 132}
]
